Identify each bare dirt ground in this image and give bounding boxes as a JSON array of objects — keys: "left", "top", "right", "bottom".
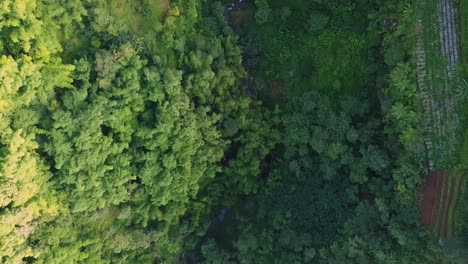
[
  {"left": 421, "top": 170, "right": 448, "bottom": 226},
  {"left": 158, "top": 0, "right": 170, "bottom": 16},
  {"left": 421, "top": 170, "right": 464, "bottom": 237}
]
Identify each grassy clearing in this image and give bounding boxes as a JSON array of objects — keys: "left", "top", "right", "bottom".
[
  {"left": 302, "top": 29, "right": 368, "bottom": 97},
  {"left": 244, "top": 5, "right": 369, "bottom": 105},
  {"left": 105, "top": 0, "right": 181, "bottom": 67},
  {"left": 252, "top": 31, "right": 368, "bottom": 105},
  {"left": 107, "top": 0, "right": 169, "bottom": 50},
  {"left": 57, "top": 0, "right": 170, "bottom": 63},
  {"left": 448, "top": 171, "right": 465, "bottom": 236}
]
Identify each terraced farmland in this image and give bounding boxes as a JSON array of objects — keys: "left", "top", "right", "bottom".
[
  {"left": 416, "top": 0, "right": 466, "bottom": 238},
  {"left": 416, "top": 0, "right": 461, "bottom": 171}
]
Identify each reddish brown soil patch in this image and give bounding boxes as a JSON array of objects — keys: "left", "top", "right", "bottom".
[
  {"left": 420, "top": 170, "right": 463, "bottom": 237},
  {"left": 420, "top": 170, "right": 448, "bottom": 226},
  {"left": 230, "top": 9, "right": 253, "bottom": 30}
]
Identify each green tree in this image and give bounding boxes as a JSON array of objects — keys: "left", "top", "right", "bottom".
[
  {"left": 254, "top": 0, "right": 271, "bottom": 25},
  {"left": 307, "top": 11, "right": 330, "bottom": 32}
]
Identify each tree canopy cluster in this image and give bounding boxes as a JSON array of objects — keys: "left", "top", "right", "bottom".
[
  {"left": 0, "top": 0, "right": 465, "bottom": 263},
  {"left": 0, "top": 0, "right": 278, "bottom": 262}
]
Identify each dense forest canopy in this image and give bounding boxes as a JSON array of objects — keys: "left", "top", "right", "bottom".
[{"left": 0, "top": 0, "right": 467, "bottom": 263}]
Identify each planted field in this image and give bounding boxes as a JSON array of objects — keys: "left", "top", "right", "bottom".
[
  {"left": 416, "top": 0, "right": 467, "bottom": 239},
  {"left": 421, "top": 170, "right": 464, "bottom": 237},
  {"left": 415, "top": 0, "right": 461, "bottom": 170}
]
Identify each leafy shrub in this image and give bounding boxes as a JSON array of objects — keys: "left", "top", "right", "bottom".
[
  {"left": 254, "top": 0, "right": 271, "bottom": 25},
  {"left": 307, "top": 11, "right": 330, "bottom": 32}
]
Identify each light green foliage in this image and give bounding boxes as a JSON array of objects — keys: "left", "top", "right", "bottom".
[
  {"left": 0, "top": 1, "right": 75, "bottom": 262},
  {"left": 95, "top": 50, "right": 119, "bottom": 89},
  {"left": 0, "top": 0, "right": 277, "bottom": 262},
  {"left": 0, "top": 130, "right": 54, "bottom": 263}
]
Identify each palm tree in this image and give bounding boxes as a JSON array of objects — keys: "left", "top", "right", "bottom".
[{"left": 454, "top": 78, "right": 468, "bottom": 102}]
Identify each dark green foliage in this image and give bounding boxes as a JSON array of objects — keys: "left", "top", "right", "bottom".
[
  {"left": 201, "top": 239, "right": 236, "bottom": 264},
  {"left": 272, "top": 92, "right": 388, "bottom": 249},
  {"left": 200, "top": 90, "right": 442, "bottom": 263},
  {"left": 384, "top": 40, "right": 407, "bottom": 67},
  {"left": 198, "top": 0, "right": 455, "bottom": 262},
  {"left": 307, "top": 11, "right": 329, "bottom": 32},
  {"left": 255, "top": 0, "right": 272, "bottom": 25}
]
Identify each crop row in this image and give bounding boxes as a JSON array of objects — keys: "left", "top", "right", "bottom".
[{"left": 415, "top": 0, "right": 461, "bottom": 171}]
